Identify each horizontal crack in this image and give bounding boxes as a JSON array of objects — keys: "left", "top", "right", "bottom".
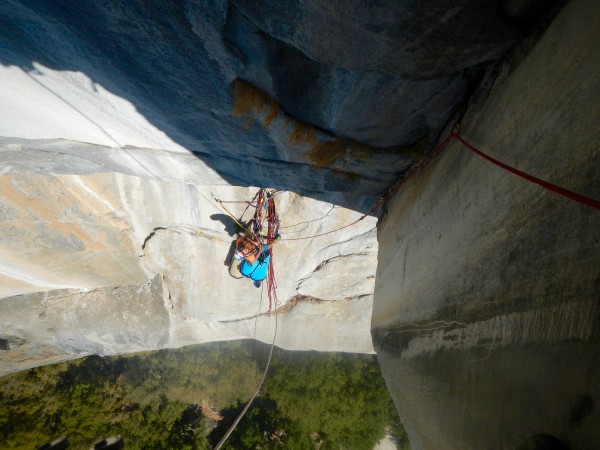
[
  {"left": 139, "top": 225, "right": 227, "bottom": 255},
  {"left": 141, "top": 227, "right": 169, "bottom": 251}
]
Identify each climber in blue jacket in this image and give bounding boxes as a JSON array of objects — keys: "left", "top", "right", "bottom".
[
  {"left": 232, "top": 234, "right": 280, "bottom": 288},
  {"left": 239, "top": 243, "right": 271, "bottom": 288}
]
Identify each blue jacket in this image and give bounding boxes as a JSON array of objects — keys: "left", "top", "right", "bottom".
[{"left": 240, "top": 246, "right": 271, "bottom": 281}]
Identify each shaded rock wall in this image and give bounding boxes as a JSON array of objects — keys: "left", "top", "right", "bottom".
[
  {"left": 372, "top": 0, "right": 600, "bottom": 448},
  {"left": 227, "top": 0, "right": 564, "bottom": 146},
  {"left": 231, "top": 0, "right": 522, "bottom": 78},
  {"left": 224, "top": 3, "right": 473, "bottom": 147},
  {"left": 0, "top": 0, "right": 552, "bottom": 197}
]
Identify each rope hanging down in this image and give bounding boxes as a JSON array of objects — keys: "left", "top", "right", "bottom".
[
  {"left": 249, "top": 190, "right": 281, "bottom": 312},
  {"left": 265, "top": 196, "right": 280, "bottom": 310},
  {"left": 213, "top": 303, "right": 278, "bottom": 450},
  {"left": 212, "top": 191, "right": 280, "bottom": 449}
]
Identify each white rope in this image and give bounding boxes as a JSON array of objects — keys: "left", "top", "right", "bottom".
[{"left": 213, "top": 312, "right": 278, "bottom": 449}]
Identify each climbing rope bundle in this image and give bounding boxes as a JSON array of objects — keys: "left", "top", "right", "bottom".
[
  {"left": 252, "top": 189, "right": 280, "bottom": 312},
  {"left": 251, "top": 189, "right": 280, "bottom": 242}
]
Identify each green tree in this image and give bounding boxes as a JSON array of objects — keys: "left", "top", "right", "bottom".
[
  {"left": 262, "top": 352, "right": 403, "bottom": 449},
  {"left": 1, "top": 341, "right": 408, "bottom": 450},
  {"left": 210, "top": 350, "right": 408, "bottom": 450}
]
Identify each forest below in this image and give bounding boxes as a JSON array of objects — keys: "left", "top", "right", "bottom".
[{"left": 0, "top": 340, "right": 408, "bottom": 449}]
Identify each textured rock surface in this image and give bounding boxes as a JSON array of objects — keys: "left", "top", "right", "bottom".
[
  {"left": 230, "top": 0, "right": 521, "bottom": 78},
  {"left": 225, "top": 4, "right": 474, "bottom": 147},
  {"left": 0, "top": 163, "right": 378, "bottom": 375},
  {"left": 0, "top": 0, "right": 562, "bottom": 377},
  {"left": 0, "top": 0, "right": 411, "bottom": 197},
  {"left": 372, "top": 0, "right": 600, "bottom": 448},
  {"left": 1, "top": 276, "right": 170, "bottom": 370},
  {"left": 227, "top": 0, "right": 565, "bottom": 145}
]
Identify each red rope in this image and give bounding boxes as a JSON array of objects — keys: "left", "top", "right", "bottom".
[
  {"left": 266, "top": 250, "right": 278, "bottom": 312},
  {"left": 265, "top": 196, "right": 280, "bottom": 312},
  {"left": 450, "top": 133, "right": 600, "bottom": 211},
  {"left": 384, "top": 134, "right": 453, "bottom": 200},
  {"left": 384, "top": 130, "right": 599, "bottom": 211},
  {"left": 252, "top": 191, "right": 266, "bottom": 237}
]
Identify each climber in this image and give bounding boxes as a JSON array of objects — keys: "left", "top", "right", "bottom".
[{"left": 232, "top": 233, "right": 279, "bottom": 288}]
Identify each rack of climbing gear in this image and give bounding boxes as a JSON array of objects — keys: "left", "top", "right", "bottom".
[{"left": 214, "top": 188, "right": 281, "bottom": 312}]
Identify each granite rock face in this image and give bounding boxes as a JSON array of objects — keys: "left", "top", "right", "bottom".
[
  {"left": 372, "top": 0, "right": 600, "bottom": 447},
  {"left": 0, "top": 0, "right": 561, "bottom": 376},
  {"left": 225, "top": 4, "right": 474, "bottom": 148},
  {"left": 230, "top": 0, "right": 521, "bottom": 78},
  {"left": 226, "top": 0, "right": 563, "bottom": 146},
  {"left": 0, "top": 158, "right": 378, "bottom": 375}
]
